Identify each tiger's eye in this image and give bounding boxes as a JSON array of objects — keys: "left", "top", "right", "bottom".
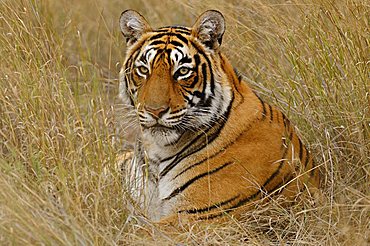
[
  {"left": 178, "top": 67, "right": 190, "bottom": 76},
  {"left": 137, "top": 66, "right": 149, "bottom": 75}
]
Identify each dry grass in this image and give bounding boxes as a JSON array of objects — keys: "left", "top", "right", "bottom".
[{"left": 0, "top": 0, "right": 369, "bottom": 245}]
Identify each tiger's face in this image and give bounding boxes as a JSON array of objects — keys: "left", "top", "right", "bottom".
[{"left": 119, "top": 10, "right": 232, "bottom": 144}]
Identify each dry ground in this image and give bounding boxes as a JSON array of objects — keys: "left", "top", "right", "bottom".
[{"left": 0, "top": 0, "right": 369, "bottom": 245}]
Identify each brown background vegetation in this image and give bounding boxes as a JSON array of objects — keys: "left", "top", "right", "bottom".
[{"left": 0, "top": 0, "right": 368, "bottom": 244}]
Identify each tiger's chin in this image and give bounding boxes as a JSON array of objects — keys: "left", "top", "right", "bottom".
[{"left": 142, "top": 124, "right": 183, "bottom": 146}]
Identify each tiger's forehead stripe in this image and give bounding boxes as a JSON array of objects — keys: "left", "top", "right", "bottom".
[
  {"left": 156, "top": 26, "right": 192, "bottom": 34},
  {"left": 131, "top": 28, "right": 197, "bottom": 68},
  {"left": 148, "top": 32, "right": 190, "bottom": 45}
]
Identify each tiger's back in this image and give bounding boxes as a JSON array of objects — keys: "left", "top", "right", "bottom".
[{"left": 119, "top": 9, "right": 319, "bottom": 224}]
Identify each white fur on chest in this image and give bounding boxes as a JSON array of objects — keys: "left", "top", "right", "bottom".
[{"left": 127, "top": 138, "right": 180, "bottom": 221}]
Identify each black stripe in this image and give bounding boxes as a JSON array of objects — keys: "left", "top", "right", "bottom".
[
  {"left": 193, "top": 91, "right": 204, "bottom": 100},
  {"left": 194, "top": 54, "right": 200, "bottom": 67},
  {"left": 179, "top": 55, "right": 192, "bottom": 65},
  {"left": 261, "top": 161, "right": 285, "bottom": 192},
  {"left": 155, "top": 29, "right": 191, "bottom": 35},
  {"left": 269, "top": 104, "right": 273, "bottom": 122},
  {"left": 189, "top": 40, "right": 215, "bottom": 94},
  {"left": 257, "top": 96, "right": 266, "bottom": 120},
  {"left": 166, "top": 49, "right": 173, "bottom": 64},
  {"left": 282, "top": 114, "right": 290, "bottom": 130},
  {"left": 125, "top": 55, "right": 133, "bottom": 69},
  {"left": 178, "top": 89, "right": 194, "bottom": 106},
  {"left": 261, "top": 128, "right": 293, "bottom": 189},
  {"left": 202, "top": 63, "right": 207, "bottom": 84},
  {"left": 172, "top": 26, "right": 191, "bottom": 32},
  {"left": 209, "top": 63, "right": 215, "bottom": 94},
  {"left": 179, "top": 195, "right": 240, "bottom": 214},
  {"left": 139, "top": 54, "right": 147, "bottom": 64},
  {"left": 174, "top": 30, "right": 192, "bottom": 35},
  {"left": 179, "top": 86, "right": 194, "bottom": 95},
  {"left": 170, "top": 40, "right": 184, "bottom": 47},
  {"left": 148, "top": 33, "right": 189, "bottom": 45},
  {"left": 225, "top": 189, "right": 262, "bottom": 212},
  {"left": 129, "top": 69, "right": 136, "bottom": 86},
  {"left": 282, "top": 113, "right": 286, "bottom": 127},
  {"left": 125, "top": 79, "right": 135, "bottom": 106},
  {"left": 305, "top": 151, "right": 310, "bottom": 168},
  {"left": 149, "top": 40, "right": 166, "bottom": 46},
  {"left": 148, "top": 33, "right": 167, "bottom": 41},
  {"left": 168, "top": 108, "right": 185, "bottom": 115},
  {"left": 298, "top": 138, "right": 304, "bottom": 162},
  {"left": 192, "top": 63, "right": 206, "bottom": 100},
  {"left": 157, "top": 26, "right": 191, "bottom": 33},
  {"left": 163, "top": 162, "right": 233, "bottom": 200},
  {"left": 166, "top": 112, "right": 185, "bottom": 120}
]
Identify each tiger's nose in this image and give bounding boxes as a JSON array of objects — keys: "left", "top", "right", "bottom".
[{"left": 144, "top": 105, "right": 169, "bottom": 118}]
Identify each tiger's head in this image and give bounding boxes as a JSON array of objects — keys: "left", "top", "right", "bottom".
[{"left": 119, "top": 10, "right": 233, "bottom": 144}]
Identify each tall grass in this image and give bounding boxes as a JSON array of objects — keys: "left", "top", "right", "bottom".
[{"left": 0, "top": 0, "right": 368, "bottom": 245}]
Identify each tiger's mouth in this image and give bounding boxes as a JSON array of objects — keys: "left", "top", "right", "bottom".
[
  {"left": 144, "top": 123, "right": 172, "bottom": 130},
  {"left": 141, "top": 121, "right": 177, "bottom": 132}
]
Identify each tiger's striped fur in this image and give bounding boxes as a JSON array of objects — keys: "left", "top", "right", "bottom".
[{"left": 119, "top": 10, "right": 320, "bottom": 224}]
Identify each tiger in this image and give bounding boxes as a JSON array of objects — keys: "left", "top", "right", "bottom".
[{"left": 118, "top": 9, "right": 320, "bottom": 225}]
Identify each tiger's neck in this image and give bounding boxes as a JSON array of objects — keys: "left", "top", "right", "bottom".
[{"left": 141, "top": 115, "right": 227, "bottom": 175}]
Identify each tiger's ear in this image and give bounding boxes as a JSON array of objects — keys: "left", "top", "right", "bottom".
[
  {"left": 192, "top": 10, "right": 225, "bottom": 50},
  {"left": 119, "top": 10, "right": 152, "bottom": 46}
]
